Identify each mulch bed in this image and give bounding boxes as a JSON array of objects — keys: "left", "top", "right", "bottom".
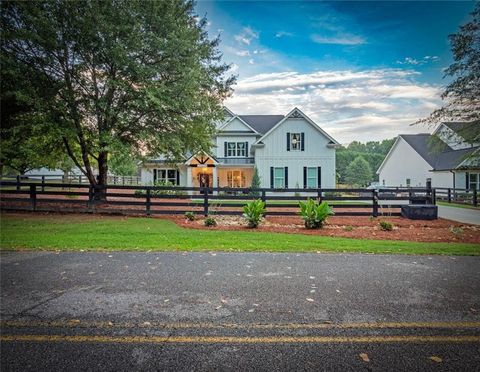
[{"left": 174, "top": 215, "right": 480, "bottom": 244}]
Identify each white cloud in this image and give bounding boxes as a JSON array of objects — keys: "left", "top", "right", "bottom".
[
  {"left": 230, "top": 63, "right": 239, "bottom": 72},
  {"left": 235, "top": 50, "right": 250, "bottom": 57},
  {"left": 225, "top": 69, "right": 441, "bottom": 142},
  {"left": 248, "top": 59, "right": 254, "bottom": 65},
  {"left": 275, "top": 31, "right": 293, "bottom": 38},
  {"left": 397, "top": 56, "right": 439, "bottom": 66},
  {"left": 234, "top": 27, "right": 259, "bottom": 45},
  {"left": 311, "top": 34, "right": 366, "bottom": 45}
]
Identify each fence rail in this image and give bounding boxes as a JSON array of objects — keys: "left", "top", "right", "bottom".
[
  {"left": 434, "top": 187, "right": 478, "bottom": 207},
  {"left": 0, "top": 181, "right": 439, "bottom": 217},
  {"left": 1, "top": 174, "right": 142, "bottom": 188}
]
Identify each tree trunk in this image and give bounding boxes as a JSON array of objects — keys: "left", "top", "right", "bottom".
[{"left": 94, "top": 151, "right": 109, "bottom": 201}]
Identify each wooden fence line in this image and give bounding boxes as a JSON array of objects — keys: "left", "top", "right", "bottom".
[{"left": 0, "top": 181, "right": 442, "bottom": 217}]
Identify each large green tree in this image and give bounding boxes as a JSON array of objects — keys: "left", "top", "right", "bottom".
[
  {"left": 418, "top": 3, "right": 479, "bottom": 146},
  {"left": 1, "top": 0, "right": 234, "bottom": 198},
  {"left": 344, "top": 156, "right": 373, "bottom": 187}
]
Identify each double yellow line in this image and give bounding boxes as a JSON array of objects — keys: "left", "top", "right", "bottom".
[
  {"left": 1, "top": 321, "right": 479, "bottom": 344},
  {"left": 1, "top": 334, "right": 479, "bottom": 344}
]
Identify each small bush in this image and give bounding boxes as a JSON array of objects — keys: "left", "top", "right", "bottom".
[
  {"left": 242, "top": 199, "right": 266, "bottom": 228},
  {"left": 185, "top": 212, "right": 195, "bottom": 221},
  {"left": 299, "top": 199, "right": 334, "bottom": 229},
  {"left": 204, "top": 216, "right": 217, "bottom": 227},
  {"left": 379, "top": 220, "right": 394, "bottom": 231},
  {"left": 134, "top": 180, "right": 187, "bottom": 197},
  {"left": 450, "top": 226, "right": 463, "bottom": 236},
  {"left": 344, "top": 225, "right": 354, "bottom": 232}
]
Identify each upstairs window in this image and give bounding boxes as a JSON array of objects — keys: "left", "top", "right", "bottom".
[
  {"left": 406, "top": 178, "right": 411, "bottom": 187},
  {"left": 225, "top": 142, "right": 248, "bottom": 157},
  {"left": 290, "top": 133, "right": 301, "bottom": 151}
]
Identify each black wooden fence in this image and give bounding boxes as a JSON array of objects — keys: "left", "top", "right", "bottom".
[
  {"left": 435, "top": 187, "right": 478, "bottom": 207},
  {"left": 0, "top": 181, "right": 436, "bottom": 217}
]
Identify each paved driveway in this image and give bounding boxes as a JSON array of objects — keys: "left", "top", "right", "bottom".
[
  {"left": 438, "top": 205, "right": 480, "bottom": 225},
  {"left": 1, "top": 251, "right": 480, "bottom": 371}
]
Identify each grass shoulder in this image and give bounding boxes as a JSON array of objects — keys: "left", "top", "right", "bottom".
[{"left": 0, "top": 214, "right": 478, "bottom": 256}]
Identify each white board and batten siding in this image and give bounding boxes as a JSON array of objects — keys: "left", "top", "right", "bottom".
[
  {"left": 378, "top": 137, "right": 432, "bottom": 187},
  {"left": 254, "top": 117, "right": 336, "bottom": 189}
]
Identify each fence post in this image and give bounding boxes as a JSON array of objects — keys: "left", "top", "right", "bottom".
[
  {"left": 317, "top": 188, "right": 322, "bottom": 203},
  {"left": 29, "top": 184, "right": 37, "bottom": 211},
  {"left": 88, "top": 185, "right": 94, "bottom": 211},
  {"left": 372, "top": 189, "right": 379, "bottom": 217},
  {"left": 447, "top": 188, "right": 451, "bottom": 203},
  {"left": 41, "top": 176, "right": 45, "bottom": 192},
  {"left": 474, "top": 189, "right": 478, "bottom": 207},
  {"left": 432, "top": 188, "right": 436, "bottom": 205},
  {"left": 146, "top": 188, "right": 151, "bottom": 216},
  {"left": 203, "top": 187, "right": 209, "bottom": 217},
  {"left": 16, "top": 175, "right": 20, "bottom": 191}
]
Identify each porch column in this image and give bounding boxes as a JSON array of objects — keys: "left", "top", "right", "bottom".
[
  {"left": 212, "top": 166, "right": 218, "bottom": 195},
  {"left": 187, "top": 166, "right": 193, "bottom": 195}
]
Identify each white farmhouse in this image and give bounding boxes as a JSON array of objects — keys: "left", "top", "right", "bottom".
[
  {"left": 140, "top": 107, "right": 339, "bottom": 189},
  {"left": 377, "top": 122, "right": 479, "bottom": 189}
]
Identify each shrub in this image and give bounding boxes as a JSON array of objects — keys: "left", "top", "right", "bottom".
[
  {"left": 344, "top": 225, "right": 354, "bottom": 232},
  {"left": 249, "top": 167, "right": 261, "bottom": 197},
  {"left": 185, "top": 212, "right": 195, "bottom": 221},
  {"left": 379, "top": 220, "right": 394, "bottom": 231},
  {"left": 450, "top": 226, "right": 463, "bottom": 236},
  {"left": 204, "top": 216, "right": 217, "bottom": 227},
  {"left": 299, "top": 199, "right": 334, "bottom": 229},
  {"left": 134, "top": 180, "right": 187, "bottom": 197},
  {"left": 242, "top": 199, "right": 266, "bottom": 228}
]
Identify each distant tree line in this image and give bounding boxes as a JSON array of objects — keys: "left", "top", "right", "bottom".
[{"left": 336, "top": 138, "right": 395, "bottom": 186}]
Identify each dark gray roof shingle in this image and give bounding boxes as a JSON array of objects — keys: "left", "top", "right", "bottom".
[
  {"left": 239, "top": 115, "right": 284, "bottom": 134},
  {"left": 400, "top": 134, "right": 479, "bottom": 170}
]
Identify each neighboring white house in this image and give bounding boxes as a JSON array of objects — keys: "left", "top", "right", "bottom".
[
  {"left": 377, "top": 122, "right": 480, "bottom": 189},
  {"left": 140, "top": 107, "right": 339, "bottom": 189}
]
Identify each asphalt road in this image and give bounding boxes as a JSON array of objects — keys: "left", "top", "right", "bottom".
[{"left": 1, "top": 251, "right": 480, "bottom": 371}]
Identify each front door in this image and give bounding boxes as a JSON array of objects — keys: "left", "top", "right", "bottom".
[{"left": 198, "top": 173, "right": 211, "bottom": 188}]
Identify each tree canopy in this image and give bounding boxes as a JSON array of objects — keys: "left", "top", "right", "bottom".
[
  {"left": 418, "top": 3, "right": 479, "bottom": 146},
  {"left": 1, "top": 0, "right": 235, "bottom": 195},
  {"left": 344, "top": 156, "right": 373, "bottom": 187}
]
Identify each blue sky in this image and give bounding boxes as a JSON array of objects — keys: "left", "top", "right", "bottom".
[{"left": 195, "top": 1, "right": 476, "bottom": 143}]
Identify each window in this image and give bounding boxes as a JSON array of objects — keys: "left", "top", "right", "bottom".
[
  {"left": 227, "top": 142, "right": 236, "bottom": 157},
  {"left": 227, "top": 170, "right": 245, "bottom": 187},
  {"left": 406, "top": 178, "right": 411, "bottom": 187},
  {"left": 290, "top": 133, "right": 301, "bottom": 151},
  {"left": 307, "top": 167, "right": 317, "bottom": 188},
  {"left": 469, "top": 173, "right": 479, "bottom": 190},
  {"left": 226, "top": 142, "right": 247, "bottom": 157},
  {"left": 154, "top": 169, "right": 178, "bottom": 185},
  {"left": 382, "top": 179, "right": 385, "bottom": 186},
  {"left": 274, "top": 167, "right": 285, "bottom": 188},
  {"left": 237, "top": 142, "right": 246, "bottom": 157}
]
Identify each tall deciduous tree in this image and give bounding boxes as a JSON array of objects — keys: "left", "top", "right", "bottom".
[
  {"left": 417, "top": 3, "right": 479, "bottom": 145},
  {"left": 1, "top": 0, "right": 235, "bottom": 198},
  {"left": 345, "top": 156, "right": 372, "bottom": 187}
]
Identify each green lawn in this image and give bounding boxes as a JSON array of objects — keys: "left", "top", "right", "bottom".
[{"left": 0, "top": 214, "right": 478, "bottom": 255}]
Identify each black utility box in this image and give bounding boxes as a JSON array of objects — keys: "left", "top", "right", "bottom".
[{"left": 401, "top": 205, "right": 438, "bottom": 220}]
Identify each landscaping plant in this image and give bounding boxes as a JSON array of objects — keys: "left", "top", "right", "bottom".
[
  {"left": 204, "top": 216, "right": 217, "bottom": 227},
  {"left": 299, "top": 199, "right": 334, "bottom": 229},
  {"left": 379, "top": 220, "right": 394, "bottom": 231},
  {"left": 185, "top": 212, "right": 195, "bottom": 221},
  {"left": 242, "top": 199, "right": 266, "bottom": 228}
]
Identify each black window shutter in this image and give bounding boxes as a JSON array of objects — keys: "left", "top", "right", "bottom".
[
  {"left": 317, "top": 167, "right": 322, "bottom": 188},
  {"left": 176, "top": 170, "right": 180, "bottom": 185},
  {"left": 303, "top": 167, "right": 307, "bottom": 188},
  {"left": 301, "top": 133, "right": 305, "bottom": 151},
  {"left": 270, "top": 167, "right": 274, "bottom": 188},
  {"left": 224, "top": 142, "right": 227, "bottom": 157},
  {"left": 466, "top": 172, "right": 470, "bottom": 190},
  {"left": 286, "top": 133, "right": 290, "bottom": 151},
  {"left": 284, "top": 167, "right": 288, "bottom": 189},
  {"left": 153, "top": 169, "right": 157, "bottom": 183},
  {"left": 245, "top": 141, "right": 248, "bottom": 156}
]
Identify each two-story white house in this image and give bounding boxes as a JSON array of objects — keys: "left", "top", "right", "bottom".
[{"left": 140, "top": 107, "right": 339, "bottom": 190}]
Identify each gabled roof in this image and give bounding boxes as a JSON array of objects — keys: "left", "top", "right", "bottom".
[
  {"left": 252, "top": 107, "right": 339, "bottom": 146},
  {"left": 238, "top": 115, "right": 284, "bottom": 135},
  {"left": 443, "top": 121, "right": 480, "bottom": 138},
  {"left": 218, "top": 115, "right": 260, "bottom": 134},
  {"left": 378, "top": 133, "right": 480, "bottom": 173},
  {"left": 400, "top": 134, "right": 439, "bottom": 167}
]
